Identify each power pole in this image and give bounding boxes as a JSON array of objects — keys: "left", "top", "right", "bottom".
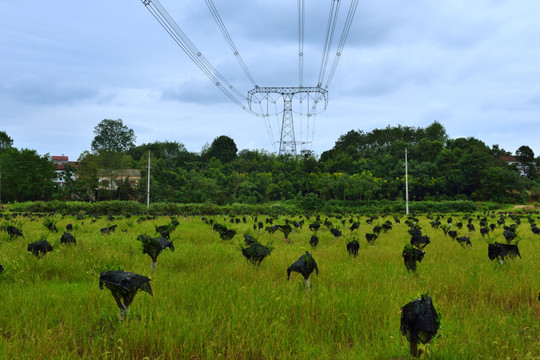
[
  {"left": 405, "top": 148, "right": 409, "bottom": 215},
  {"left": 147, "top": 151, "right": 151, "bottom": 210}
]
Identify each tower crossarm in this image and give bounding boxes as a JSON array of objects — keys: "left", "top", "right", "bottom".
[
  {"left": 248, "top": 86, "right": 327, "bottom": 100},
  {"left": 248, "top": 86, "right": 328, "bottom": 111}
]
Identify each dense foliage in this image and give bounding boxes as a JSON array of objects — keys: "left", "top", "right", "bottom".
[
  {"left": 0, "top": 148, "right": 56, "bottom": 202},
  {"left": 1, "top": 121, "right": 540, "bottom": 204},
  {"left": 80, "top": 121, "right": 538, "bottom": 205}
]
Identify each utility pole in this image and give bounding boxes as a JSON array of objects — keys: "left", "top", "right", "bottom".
[
  {"left": 147, "top": 151, "right": 151, "bottom": 210},
  {"left": 405, "top": 148, "right": 409, "bottom": 215}
]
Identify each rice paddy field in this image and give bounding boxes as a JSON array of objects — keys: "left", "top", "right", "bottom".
[{"left": 0, "top": 210, "right": 539, "bottom": 359}]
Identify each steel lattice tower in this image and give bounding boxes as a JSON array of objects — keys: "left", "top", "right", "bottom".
[
  {"left": 248, "top": 86, "right": 328, "bottom": 155},
  {"left": 141, "top": 0, "right": 359, "bottom": 156}
]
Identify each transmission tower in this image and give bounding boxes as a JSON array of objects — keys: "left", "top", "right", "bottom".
[
  {"left": 140, "top": 0, "right": 359, "bottom": 156},
  {"left": 248, "top": 86, "right": 328, "bottom": 155}
]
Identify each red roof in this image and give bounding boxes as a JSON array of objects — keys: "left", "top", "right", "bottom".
[
  {"left": 56, "top": 161, "right": 78, "bottom": 170},
  {"left": 501, "top": 155, "right": 517, "bottom": 162}
]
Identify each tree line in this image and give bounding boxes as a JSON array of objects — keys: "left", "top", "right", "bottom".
[{"left": 1, "top": 119, "right": 539, "bottom": 205}]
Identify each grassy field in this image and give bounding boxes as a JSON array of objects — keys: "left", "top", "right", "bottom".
[{"left": 0, "top": 211, "right": 539, "bottom": 359}]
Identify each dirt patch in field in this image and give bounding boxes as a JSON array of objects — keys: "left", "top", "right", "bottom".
[{"left": 513, "top": 205, "right": 540, "bottom": 211}]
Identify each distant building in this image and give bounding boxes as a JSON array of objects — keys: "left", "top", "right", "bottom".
[
  {"left": 500, "top": 155, "right": 526, "bottom": 176},
  {"left": 97, "top": 169, "right": 141, "bottom": 190},
  {"left": 51, "top": 155, "right": 78, "bottom": 187}
]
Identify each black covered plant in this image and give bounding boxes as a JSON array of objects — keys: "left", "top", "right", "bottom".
[
  {"left": 241, "top": 243, "right": 272, "bottom": 266},
  {"left": 137, "top": 235, "right": 175, "bottom": 271},
  {"left": 410, "top": 234, "right": 430, "bottom": 250},
  {"left": 400, "top": 294, "right": 441, "bottom": 357},
  {"left": 60, "top": 232, "right": 76, "bottom": 245},
  {"left": 349, "top": 222, "right": 360, "bottom": 232},
  {"left": 309, "top": 234, "right": 319, "bottom": 249},
  {"left": 488, "top": 242, "right": 520, "bottom": 263},
  {"left": 240, "top": 233, "right": 273, "bottom": 266},
  {"left": 365, "top": 232, "right": 378, "bottom": 246},
  {"left": 287, "top": 251, "right": 319, "bottom": 288},
  {"left": 277, "top": 224, "right": 292, "bottom": 243},
  {"left": 243, "top": 233, "right": 257, "bottom": 246},
  {"left": 2, "top": 223, "right": 24, "bottom": 240},
  {"left": 99, "top": 270, "right": 152, "bottom": 319},
  {"left": 27, "top": 239, "right": 53, "bottom": 258},
  {"left": 346, "top": 238, "right": 360, "bottom": 257},
  {"left": 213, "top": 223, "right": 236, "bottom": 240},
  {"left": 154, "top": 218, "right": 179, "bottom": 240},
  {"left": 330, "top": 228, "right": 342, "bottom": 239},
  {"left": 42, "top": 218, "right": 58, "bottom": 232},
  {"left": 402, "top": 243, "right": 425, "bottom": 272},
  {"left": 456, "top": 235, "right": 471, "bottom": 248}
]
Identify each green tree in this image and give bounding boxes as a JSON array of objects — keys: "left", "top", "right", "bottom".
[
  {"left": 252, "top": 172, "right": 272, "bottom": 202},
  {"left": 184, "top": 171, "right": 222, "bottom": 203},
  {"left": 128, "top": 141, "right": 198, "bottom": 169},
  {"left": 0, "top": 131, "right": 13, "bottom": 153},
  {"left": 237, "top": 178, "right": 262, "bottom": 204},
  {"left": 314, "top": 173, "right": 334, "bottom": 201},
  {"left": 0, "top": 148, "right": 56, "bottom": 202},
  {"left": 72, "top": 151, "right": 99, "bottom": 201},
  {"left": 480, "top": 167, "right": 525, "bottom": 202},
  {"left": 202, "top": 135, "right": 238, "bottom": 163},
  {"left": 515, "top": 145, "right": 536, "bottom": 179},
  {"left": 91, "top": 119, "right": 136, "bottom": 153},
  {"left": 95, "top": 151, "right": 136, "bottom": 200},
  {"left": 117, "top": 177, "right": 135, "bottom": 201},
  {"left": 424, "top": 121, "right": 448, "bottom": 143}
]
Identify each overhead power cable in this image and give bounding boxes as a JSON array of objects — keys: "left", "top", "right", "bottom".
[
  {"left": 298, "top": 0, "right": 305, "bottom": 87},
  {"left": 141, "top": 0, "right": 360, "bottom": 154},
  {"left": 204, "top": 0, "right": 258, "bottom": 87},
  {"left": 142, "top": 0, "right": 257, "bottom": 114},
  {"left": 324, "top": 0, "right": 359, "bottom": 88},
  {"left": 317, "top": 0, "right": 341, "bottom": 88}
]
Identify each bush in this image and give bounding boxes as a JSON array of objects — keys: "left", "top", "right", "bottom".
[
  {"left": 7, "top": 199, "right": 504, "bottom": 217},
  {"left": 296, "top": 192, "right": 323, "bottom": 213}
]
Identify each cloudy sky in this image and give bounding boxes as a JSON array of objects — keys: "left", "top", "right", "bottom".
[{"left": 1, "top": 0, "right": 540, "bottom": 161}]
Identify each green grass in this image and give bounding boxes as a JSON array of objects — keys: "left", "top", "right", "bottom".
[{"left": 0, "top": 213, "right": 539, "bottom": 359}]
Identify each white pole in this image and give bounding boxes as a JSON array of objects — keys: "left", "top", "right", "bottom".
[
  {"left": 147, "top": 151, "right": 150, "bottom": 210},
  {"left": 405, "top": 148, "right": 409, "bottom": 215}
]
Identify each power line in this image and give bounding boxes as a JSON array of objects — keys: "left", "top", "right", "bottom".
[
  {"left": 204, "top": 0, "right": 258, "bottom": 87},
  {"left": 141, "top": 0, "right": 360, "bottom": 155},
  {"left": 142, "top": 0, "right": 255, "bottom": 114},
  {"left": 317, "top": 0, "right": 341, "bottom": 88},
  {"left": 298, "top": 0, "right": 305, "bottom": 87},
  {"left": 324, "top": 0, "right": 360, "bottom": 88}
]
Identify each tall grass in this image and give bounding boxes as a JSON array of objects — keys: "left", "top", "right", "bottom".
[{"left": 0, "top": 212, "right": 539, "bottom": 359}]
